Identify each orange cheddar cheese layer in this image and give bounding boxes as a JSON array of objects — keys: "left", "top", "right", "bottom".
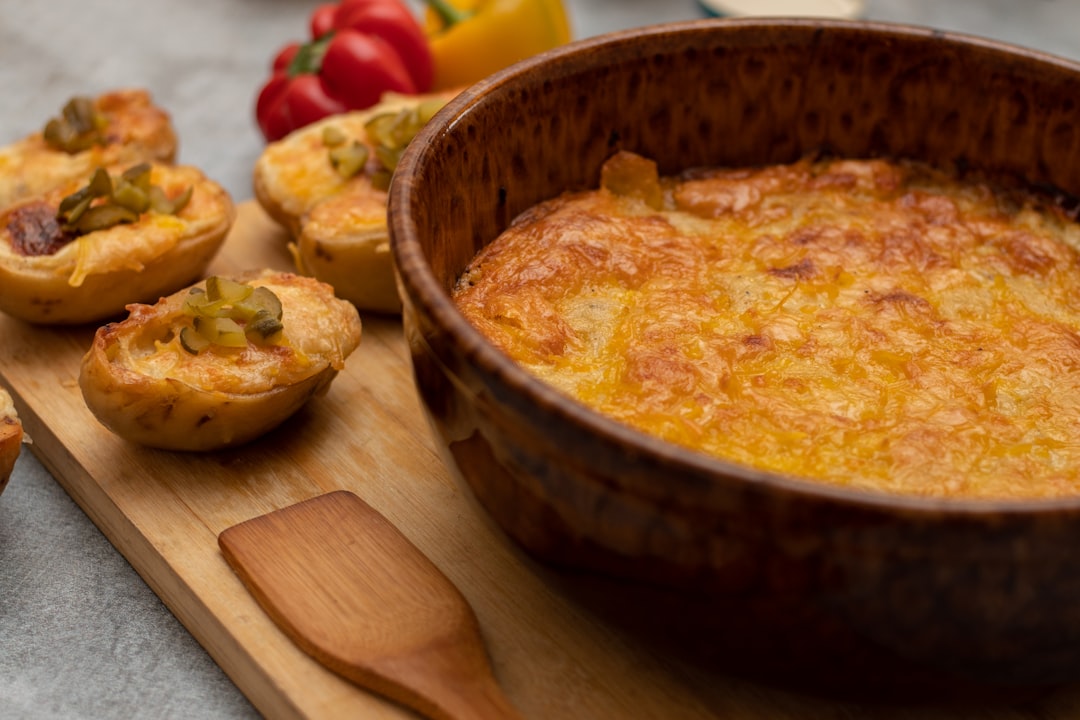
[{"left": 454, "top": 151, "right": 1080, "bottom": 500}]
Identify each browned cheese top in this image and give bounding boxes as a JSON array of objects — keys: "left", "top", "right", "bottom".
[{"left": 453, "top": 152, "right": 1080, "bottom": 500}]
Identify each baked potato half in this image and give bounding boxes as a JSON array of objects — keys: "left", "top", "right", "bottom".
[
  {"left": 0, "top": 386, "right": 23, "bottom": 496},
  {"left": 253, "top": 91, "right": 455, "bottom": 314},
  {"left": 293, "top": 179, "right": 399, "bottom": 314},
  {"left": 0, "top": 89, "right": 177, "bottom": 211},
  {"left": 79, "top": 269, "right": 362, "bottom": 451},
  {"left": 0, "top": 161, "right": 234, "bottom": 324}
]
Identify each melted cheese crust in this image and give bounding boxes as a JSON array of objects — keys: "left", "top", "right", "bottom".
[
  {"left": 454, "top": 154, "right": 1080, "bottom": 500},
  {"left": 253, "top": 91, "right": 456, "bottom": 312},
  {"left": 0, "top": 89, "right": 177, "bottom": 211},
  {"left": 254, "top": 92, "right": 437, "bottom": 229},
  {"left": 0, "top": 163, "right": 231, "bottom": 286},
  {"left": 117, "top": 271, "right": 362, "bottom": 395}
]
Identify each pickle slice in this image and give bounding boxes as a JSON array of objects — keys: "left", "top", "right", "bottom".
[
  {"left": 179, "top": 325, "right": 211, "bottom": 355},
  {"left": 193, "top": 316, "right": 247, "bottom": 348},
  {"left": 206, "top": 275, "right": 253, "bottom": 304},
  {"left": 56, "top": 163, "right": 192, "bottom": 236},
  {"left": 179, "top": 277, "right": 286, "bottom": 351}
]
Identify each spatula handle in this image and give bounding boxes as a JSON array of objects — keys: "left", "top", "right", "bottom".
[{"left": 427, "top": 672, "right": 525, "bottom": 720}]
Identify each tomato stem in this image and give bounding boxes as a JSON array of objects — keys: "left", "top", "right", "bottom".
[
  {"left": 287, "top": 32, "right": 334, "bottom": 76},
  {"left": 424, "top": 0, "right": 473, "bottom": 27}
]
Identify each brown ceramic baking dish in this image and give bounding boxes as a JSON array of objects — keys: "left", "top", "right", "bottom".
[{"left": 389, "top": 18, "right": 1080, "bottom": 698}]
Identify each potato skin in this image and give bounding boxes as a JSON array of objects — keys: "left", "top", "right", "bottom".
[
  {"left": 295, "top": 180, "right": 401, "bottom": 314},
  {"left": 0, "top": 163, "right": 234, "bottom": 324},
  {"left": 0, "top": 88, "right": 177, "bottom": 211},
  {"left": 253, "top": 91, "right": 455, "bottom": 314},
  {"left": 0, "top": 387, "right": 23, "bottom": 495},
  {"left": 79, "top": 269, "right": 362, "bottom": 451}
]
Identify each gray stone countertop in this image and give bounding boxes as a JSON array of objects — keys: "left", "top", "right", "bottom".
[{"left": 2, "top": 1, "right": 1080, "bottom": 718}]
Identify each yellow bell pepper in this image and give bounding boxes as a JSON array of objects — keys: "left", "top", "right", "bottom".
[{"left": 424, "top": 0, "right": 572, "bottom": 91}]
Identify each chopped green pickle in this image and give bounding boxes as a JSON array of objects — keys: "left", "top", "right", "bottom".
[
  {"left": 374, "top": 144, "right": 402, "bottom": 173},
  {"left": 58, "top": 192, "right": 93, "bottom": 225},
  {"left": 55, "top": 164, "right": 192, "bottom": 236},
  {"left": 121, "top": 162, "right": 153, "bottom": 189},
  {"left": 326, "top": 98, "right": 447, "bottom": 184},
  {"left": 179, "top": 326, "right": 211, "bottom": 354},
  {"left": 72, "top": 204, "right": 138, "bottom": 233},
  {"left": 194, "top": 316, "right": 248, "bottom": 347},
  {"left": 88, "top": 167, "right": 113, "bottom": 196},
  {"left": 112, "top": 184, "right": 151, "bottom": 214},
  {"left": 329, "top": 142, "right": 369, "bottom": 179},
  {"left": 206, "top": 275, "right": 252, "bottom": 303},
  {"left": 150, "top": 185, "right": 192, "bottom": 214},
  {"left": 179, "top": 277, "right": 285, "bottom": 354},
  {"left": 417, "top": 99, "right": 444, "bottom": 125},
  {"left": 42, "top": 96, "right": 107, "bottom": 154},
  {"left": 321, "top": 125, "right": 348, "bottom": 147},
  {"left": 248, "top": 310, "right": 284, "bottom": 339}
]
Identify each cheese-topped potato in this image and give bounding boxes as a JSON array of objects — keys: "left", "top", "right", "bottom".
[
  {"left": 0, "top": 387, "right": 23, "bottom": 495},
  {"left": 79, "top": 269, "right": 362, "bottom": 451},
  {"left": 0, "top": 161, "right": 234, "bottom": 324},
  {"left": 455, "top": 151, "right": 1080, "bottom": 500},
  {"left": 254, "top": 91, "right": 455, "bottom": 314},
  {"left": 0, "top": 89, "right": 177, "bottom": 212}
]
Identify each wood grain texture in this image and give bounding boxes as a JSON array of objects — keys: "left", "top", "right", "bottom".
[
  {"left": 219, "top": 490, "right": 523, "bottom": 720},
  {"left": 0, "top": 202, "right": 739, "bottom": 719},
  {"left": 6, "top": 201, "right": 1078, "bottom": 718}
]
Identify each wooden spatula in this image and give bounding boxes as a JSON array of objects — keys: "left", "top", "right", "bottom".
[{"left": 218, "top": 490, "right": 523, "bottom": 720}]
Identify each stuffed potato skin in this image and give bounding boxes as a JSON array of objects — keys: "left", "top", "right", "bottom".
[
  {"left": 0, "top": 89, "right": 177, "bottom": 212},
  {"left": 0, "top": 387, "right": 23, "bottom": 496},
  {"left": 79, "top": 269, "right": 362, "bottom": 451},
  {"left": 253, "top": 91, "right": 454, "bottom": 314},
  {"left": 0, "top": 162, "right": 234, "bottom": 324},
  {"left": 294, "top": 179, "right": 400, "bottom": 313}
]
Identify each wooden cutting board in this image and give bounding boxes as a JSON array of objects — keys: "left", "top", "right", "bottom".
[{"left": 4, "top": 202, "right": 1080, "bottom": 719}]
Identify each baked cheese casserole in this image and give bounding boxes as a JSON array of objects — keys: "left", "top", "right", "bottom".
[{"left": 453, "top": 151, "right": 1080, "bottom": 500}]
